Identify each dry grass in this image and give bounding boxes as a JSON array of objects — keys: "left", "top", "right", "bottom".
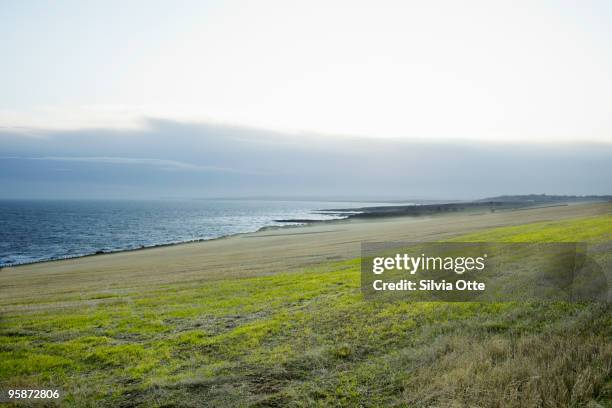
[{"left": 402, "top": 306, "right": 612, "bottom": 407}]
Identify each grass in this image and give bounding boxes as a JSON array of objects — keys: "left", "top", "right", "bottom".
[{"left": 0, "top": 215, "right": 611, "bottom": 407}]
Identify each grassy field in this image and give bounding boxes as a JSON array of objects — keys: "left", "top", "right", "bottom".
[{"left": 1, "top": 214, "right": 611, "bottom": 407}]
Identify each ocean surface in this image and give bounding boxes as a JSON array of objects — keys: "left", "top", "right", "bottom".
[{"left": 0, "top": 199, "right": 396, "bottom": 266}]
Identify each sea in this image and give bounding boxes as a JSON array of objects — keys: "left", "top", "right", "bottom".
[{"left": 0, "top": 199, "right": 397, "bottom": 267}]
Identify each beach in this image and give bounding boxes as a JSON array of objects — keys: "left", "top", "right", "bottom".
[{"left": 2, "top": 201, "right": 608, "bottom": 308}]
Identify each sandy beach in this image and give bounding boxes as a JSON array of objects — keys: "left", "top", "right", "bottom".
[{"left": 2, "top": 201, "right": 609, "bottom": 308}]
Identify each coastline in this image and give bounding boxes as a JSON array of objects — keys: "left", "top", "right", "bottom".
[
  {"left": 0, "top": 217, "right": 334, "bottom": 269},
  {"left": 2, "top": 197, "right": 609, "bottom": 269},
  {"left": 1, "top": 201, "right": 609, "bottom": 309}
]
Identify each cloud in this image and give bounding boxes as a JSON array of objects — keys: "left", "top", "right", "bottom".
[
  {"left": 0, "top": 118, "right": 611, "bottom": 200},
  {"left": 21, "top": 156, "right": 240, "bottom": 173}
]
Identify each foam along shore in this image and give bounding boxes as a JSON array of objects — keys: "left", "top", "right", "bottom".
[{"left": 0, "top": 201, "right": 609, "bottom": 308}]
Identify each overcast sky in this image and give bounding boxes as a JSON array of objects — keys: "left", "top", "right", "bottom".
[
  {"left": 1, "top": 1, "right": 611, "bottom": 199},
  {"left": 1, "top": 119, "right": 610, "bottom": 199},
  {"left": 2, "top": 0, "right": 612, "bottom": 141}
]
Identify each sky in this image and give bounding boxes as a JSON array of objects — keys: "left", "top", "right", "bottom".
[
  {"left": 2, "top": 0, "right": 612, "bottom": 141},
  {"left": 1, "top": 1, "right": 611, "bottom": 199},
  {"left": 1, "top": 119, "right": 610, "bottom": 199}
]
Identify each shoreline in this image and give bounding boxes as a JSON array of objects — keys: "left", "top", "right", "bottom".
[
  {"left": 0, "top": 203, "right": 509, "bottom": 268},
  {"left": 0, "top": 221, "right": 318, "bottom": 269},
  {"left": 2, "top": 197, "right": 609, "bottom": 269},
  {"left": 1, "top": 201, "right": 609, "bottom": 308}
]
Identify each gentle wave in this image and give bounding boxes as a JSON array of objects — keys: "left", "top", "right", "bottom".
[{"left": 0, "top": 199, "right": 386, "bottom": 267}]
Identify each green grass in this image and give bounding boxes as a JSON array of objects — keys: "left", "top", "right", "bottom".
[{"left": 1, "top": 215, "right": 611, "bottom": 407}]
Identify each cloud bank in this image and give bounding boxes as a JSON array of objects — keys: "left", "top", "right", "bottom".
[{"left": 1, "top": 119, "right": 610, "bottom": 200}]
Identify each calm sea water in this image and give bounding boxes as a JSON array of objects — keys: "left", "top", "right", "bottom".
[{"left": 0, "top": 199, "right": 392, "bottom": 266}]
